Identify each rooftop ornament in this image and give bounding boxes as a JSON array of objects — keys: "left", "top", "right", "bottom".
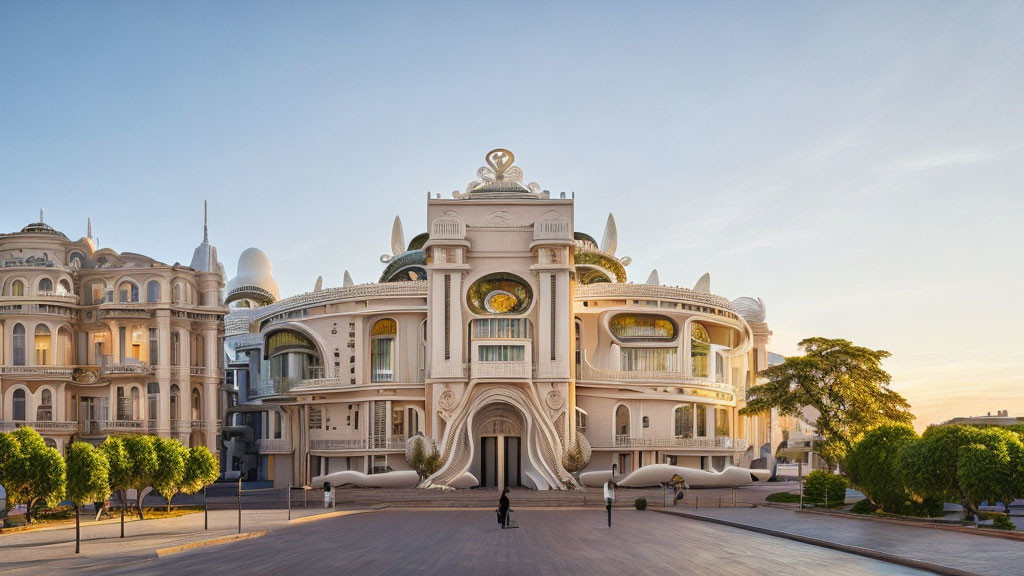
[{"left": 455, "top": 148, "right": 547, "bottom": 199}]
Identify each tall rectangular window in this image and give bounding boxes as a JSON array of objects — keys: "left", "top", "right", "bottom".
[
  {"left": 443, "top": 274, "right": 451, "bottom": 360},
  {"left": 696, "top": 404, "right": 707, "bottom": 437},
  {"left": 715, "top": 407, "right": 730, "bottom": 437},
  {"left": 478, "top": 345, "right": 525, "bottom": 362},
  {"left": 550, "top": 275, "right": 557, "bottom": 361},
  {"left": 149, "top": 328, "right": 159, "bottom": 366}
]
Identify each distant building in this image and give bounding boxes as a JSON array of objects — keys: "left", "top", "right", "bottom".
[
  {"left": 0, "top": 207, "right": 227, "bottom": 453},
  {"left": 940, "top": 410, "right": 1023, "bottom": 428}
]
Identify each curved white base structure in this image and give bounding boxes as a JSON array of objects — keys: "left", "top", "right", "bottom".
[
  {"left": 313, "top": 469, "right": 421, "bottom": 489},
  {"left": 580, "top": 464, "right": 765, "bottom": 488}
]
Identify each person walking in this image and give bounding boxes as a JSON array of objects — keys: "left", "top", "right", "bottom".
[
  {"left": 603, "top": 480, "right": 616, "bottom": 527},
  {"left": 94, "top": 499, "right": 112, "bottom": 521},
  {"left": 498, "top": 487, "right": 511, "bottom": 529}
]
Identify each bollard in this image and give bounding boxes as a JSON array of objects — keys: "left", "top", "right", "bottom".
[
  {"left": 204, "top": 485, "right": 208, "bottom": 530},
  {"left": 237, "top": 476, "right": 242, "bottom": 534},
  {"left": 732, "top": 489, "right": 736, "bottom": 508},
  {"left": 718, "top": 495, "right": 722, "bottom": 508},
  {"left": 695, "top": 495, "right": 699, "bottom": 509},
  {"left": 799, "top": 480, "right": 804, "bottom": 509},
  {"left": 288, "top": 484, "right": 292, "bottom": 520}
]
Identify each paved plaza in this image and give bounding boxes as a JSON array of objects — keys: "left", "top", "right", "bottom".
[{"left": 1, "top": 508, "right": 933, "bottom": 576}]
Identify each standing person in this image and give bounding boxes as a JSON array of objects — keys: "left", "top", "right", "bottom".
[
  {"left": 498, "top": 488, "right": 511, "bottom": 529},
  {"left": 94, "top": 499, "right": 112, "bottom": 521},
  {"left": 603, "top": 480, "right": 616, "bottom": 527}
]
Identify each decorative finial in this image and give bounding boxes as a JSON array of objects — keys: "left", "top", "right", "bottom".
[
  {"left": 314, "top": 275, "right": 323, "bottom": 292},
  {"left": 485, "top": 149, "right": 515, "bottom": 180},
  {"left": 343, "top": 270, "right": 354, "bottom": 287},
  {"left": 693, "top": 273, "right": 711, "bottom": 294},
  {"left": 203, "top": 200, "right": 209, "bottom": 243},
  {"left": 39, "top": 208, "right": 44, "bottom": 223},
  {"left": 390, "top": 215, "right": 406, "bottom": 256},
  {"left": 87, "top": 217, "right": 92, "bottom": 238},
  {"left": 601, "top": 213, "right": 618, "bottom": 256}
]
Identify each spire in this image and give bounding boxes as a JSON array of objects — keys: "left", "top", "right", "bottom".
[
  {"left": 203, "top": 200, "right": 209, "bottom": 243},
  {"left": 39, "top": 208, "right": 44, "bottom": 223},
  {"left": 87, "top": 217, "right": 93, "bottom": 238},
  {"left": 343, "top": 270, "right": 354, "bottom": 287}
]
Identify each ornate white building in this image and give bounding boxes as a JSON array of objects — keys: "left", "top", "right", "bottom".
[
  {"left": 0, "top": 208, "right": 227, "bottom": 453},
  {"left": 223, "top": 150, "right": 774, "bottom": 489}
]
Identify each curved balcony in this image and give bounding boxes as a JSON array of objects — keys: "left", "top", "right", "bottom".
[
  {"left": 99, "top": 419, "right": 148, "bottom": 434},
  {"left": 579, "top": 360, "right": 733, "bottom": 391},
  {"left": 100, "top": 359, "right": 152, "bottom": 375},
  {"left": 597, "top": 435, "right": 749, "bottom": 451},
  {"left": 310, "top": 436, "right": 406, "bottom": 452}
]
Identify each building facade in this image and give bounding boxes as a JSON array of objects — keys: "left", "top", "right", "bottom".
[
  {"left": 0, "top": 209, "right": 227, "bottom": 453},
  {"left": 223, "top": 150, "right": 775, "bottom": 489}
]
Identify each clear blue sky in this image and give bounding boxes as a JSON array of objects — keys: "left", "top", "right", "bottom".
[{"left": 2, "top": 1, "right": 1022, "bottom": 428}]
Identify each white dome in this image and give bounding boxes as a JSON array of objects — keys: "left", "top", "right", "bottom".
[
  {"left": 225, "top": 247, "right": 280, "bottom": 305},
  {"left": 731, "top": 297, "right": 766, "bottom": 323}
]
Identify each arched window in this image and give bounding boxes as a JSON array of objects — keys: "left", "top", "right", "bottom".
[
  {"left": 172, "top": 283, "right": 181, "bottom": 304},
  {"left": 146, "top": 280, "right": 160, "bottom": 302},
  {"left": 12, "top": 389, "right": 26, "bottom": 421},
  {"left": 11, "top": 280, "right": 24, "bottom": 297},
  {"left": 170, "top": 384, "right": 180, "bottom": 423},
  {"left": 37, "top": 389, "right": 53, "bottom": 421},
  {"left": 12, "top": 323, "right": 26, "bottom": 366},
  {"left": 715, "top": 352, "right": 727, "bottom": 383},
  {"left": 370, "top": 319, "right": 396, "bottom": 383},
  {"left": 38, "top": 278, "right": 53, "bottom": 293},
  {"left": 57, "top": 279, "right": 72, "bottom": 295},
  {"left": 674, "top": 405, "right": 693, "bottom": 438},
  {"left": 691, "top": 323, "right": 710, "bottom": 378},
  {"left": 191, "top": 388, "right": 202, "bottom": 421},
  {"left": 614, "top": 404, "right": 630, "bottom": 437},
  {"left": 119, "top": 281, "right": 139, "bottom": 303},
  {"left": 35, "top": 324, "right": 51, "bottom": 365}
]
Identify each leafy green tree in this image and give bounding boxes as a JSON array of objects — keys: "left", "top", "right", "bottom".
[
  {"left": 845, "top": 424, "right": 919, "bottom": 513},
  {"left": 180, "top": 446, "right": 220, "bottom": 498},
  {"left": 66, "top": 442, "right": 110, "bottom": 506},
  {"left": 406, "top": 436, "right": 442, "bottom": 480},
  {"left": 899, "top": 425, "right": 1024, "bottom": 517},
  {"left": 65, "top": 442, "right": 110, "bottom": 553},
  {"left": 152, "top": 438, "right": 188, "bottom": 511},
  {"left": 100, "top": 436, "right": 131, "bottom": 511},
  {"left": 121, "top": 435, "right": 158, "bottom": 519},
  {"left": 803, "top": 469, "right": 846, "bottom": 507},
  {"left": 0, "top": 428, "right": 66, "bottom": 523},
  {"left": 740, "top": 337, "right": 913, "bottom": 467},
  {"left": 956, "top": 428, "right": 1024, "bottom": 514}
]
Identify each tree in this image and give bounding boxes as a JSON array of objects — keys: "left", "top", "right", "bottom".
[
  {"left": 406, "top": 436, "right": 442, "bottom": 481},
  {"left": 956, "top": 428, "right": 1024, "bottom": 514},
  {"left": 152, "top": 438, "right": 188, "bottom": 512},
  {"left": 740, "top": 337, "right": 913, "bottom": 467},
  {"left": 180, "top": 446, "right": 220, "bottom": 498},
  {"left": 65, "top": 442, "right": 110, "bottom": 553},
  {"left": 845, "top": 424, "right": 918, "bottom": 513},
  {"left": 0, "top": 428, "right": 66, "bottom": 523},
  {"left": 121, "top": 435, "right": 158, "bottom": 519},
  {"left": 100, "top": 436, "right": 131, "bottom": 536}
]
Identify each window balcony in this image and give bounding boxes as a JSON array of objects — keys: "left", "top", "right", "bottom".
[
  {"left": 0, "top": 420, "right": 79, "bottom": 433},
  {"left": 255, "top": 438, "right": 292, "bottom": 453},
  {"left": 309, "top": 436, "right": 407, "bottom": 452},
  {"left": 602, "top": 435, "right": 748, "bottom": 450},
  {"left": 98, "top": 419, "right": 148, "bottom": 434},
  {"left": 470, "top": 360, "right": 532, "bottom": 380},
  {"left": 0, "top": 366, "right": 74, "bottom": 378},
  {"left": 101, "top": 360, "right": 153, "bottom": 375}
]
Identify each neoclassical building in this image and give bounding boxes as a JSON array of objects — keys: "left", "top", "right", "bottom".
[
  {"left": 0, "top": 209, "right": 227, "bottom": 453},
  {"left": 223, "top": 150, "right": 775, "bottom": 489}
]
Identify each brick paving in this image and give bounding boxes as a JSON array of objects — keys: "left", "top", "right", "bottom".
[{"left": 666, "top": 506, "right": 1024, "bottom": 576}]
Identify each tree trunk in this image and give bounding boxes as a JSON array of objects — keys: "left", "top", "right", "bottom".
[
  {"left": 25, "top": 497, "right": 37, "bottom": 524},
  {"left": 137, "top": 488, "right": 146, "bottom": 520},
  {"left": 75, "top": 504, "right": 80, "bottom": 554},
  {"left": 167, "top": 492, "right": 174, "bottom": 512}
]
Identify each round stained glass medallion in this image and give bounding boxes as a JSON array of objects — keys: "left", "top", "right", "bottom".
[{"left": 467, "top": 274, "right": 532, "bottom": 315}]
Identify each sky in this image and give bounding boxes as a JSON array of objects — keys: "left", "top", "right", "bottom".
[{"left": 1, "top": 1, "right": 1022, "bottom": 430}]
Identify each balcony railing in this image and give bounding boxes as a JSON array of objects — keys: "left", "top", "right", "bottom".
[
  {"left": 0, "top": 366, "right": 74, "bottom": 377},
  {"left": 470, "top": 360, "right": 532, "bottom": 380},
  {"left": 602, "top": 435, "right": 749, "bottom": 450},
  {"left": 0, "top": 420, "right": 79, "bottom": 432},
  {"left": 255, "top": 438, "right": 292, "bottom": 453},
  {"left": 98, "top": 419, "right": 147, "bottom": 433},
  {"left": 309, "top": 436, "right": 407, "bottom": 452},
  {"left": 579, "top": 360, "right": 733, "bottom": 391},
  {"left": 101, "top": 362, "right": 153, "bottom": 375}
]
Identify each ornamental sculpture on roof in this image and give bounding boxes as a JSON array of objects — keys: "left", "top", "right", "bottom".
[{"left": 455, "top": 148, "right": 547, "bottom": 198}]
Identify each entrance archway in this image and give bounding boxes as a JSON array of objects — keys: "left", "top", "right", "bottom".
[{"left": 472, "top": 404, "right": 524, "bottom": 488}]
